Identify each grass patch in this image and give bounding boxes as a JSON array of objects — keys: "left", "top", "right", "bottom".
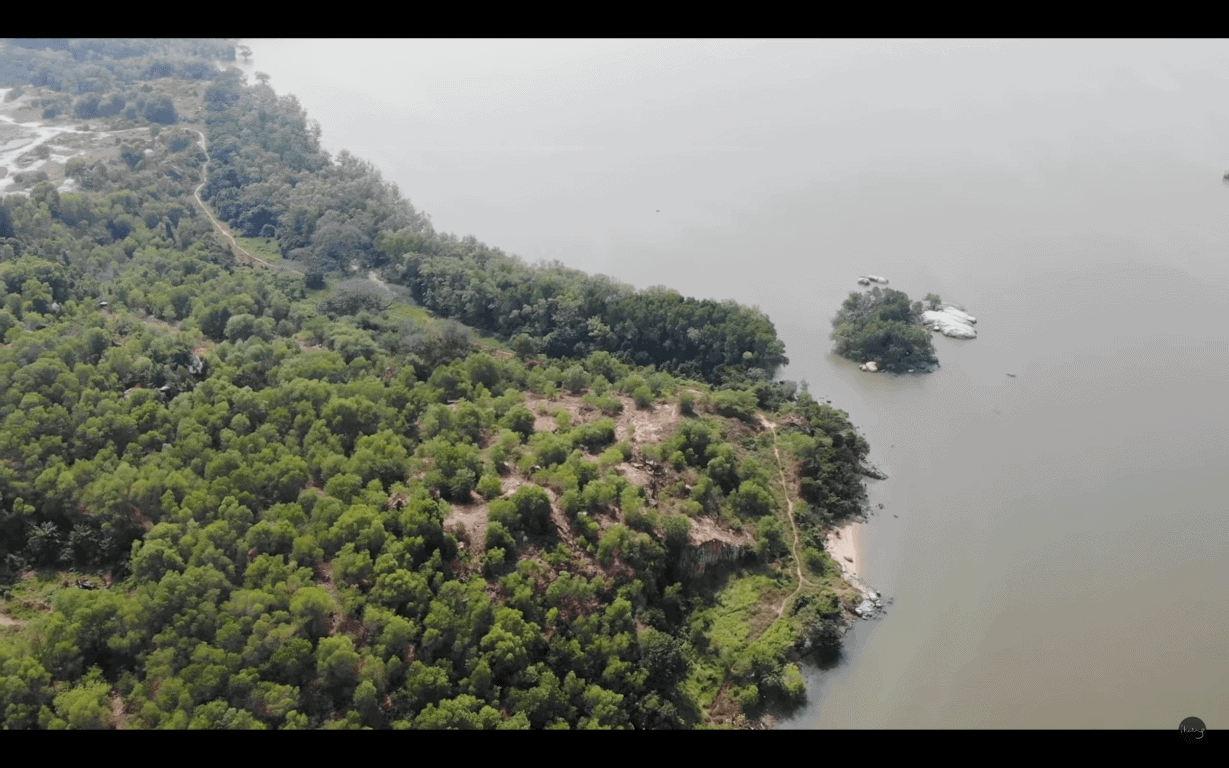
[
  {"left": 682, "top": 574, "right": 789, "bottom": 711},
  {"left": 382, "top": 299, "right": 440, "bottom": 329},
  {"left": 1, "top": 569, "right": 108, "bottom": 626},
  {"left": 234, "top": 236, "right": 284, "bottom": 264}
]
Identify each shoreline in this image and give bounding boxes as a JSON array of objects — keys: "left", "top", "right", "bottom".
[
  {"left": 825, "top": 518, "right": 870, "bottom": 596},
  {"left": 757, "top": 517, "right": 870, "bottom": 729}
]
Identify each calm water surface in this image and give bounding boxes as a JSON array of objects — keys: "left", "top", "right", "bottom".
[{"left": 240, "top": 39, "right": 1229, "bottom": 728}]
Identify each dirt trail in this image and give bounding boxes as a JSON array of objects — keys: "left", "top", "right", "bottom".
[
  {"left": 368, "top": 270, "right": 393, "bottom": 296},
  {"left": 110, "top": 691, "right": 128, "bottom": 730},
  {"left": 704, "top": 415, "right": 813, "bottom": 728},
  {"left": 188, "top": 128, "right": 302, "bottom": 275},
  {"left": 758, "top": 414, "right": 815, "bottom": 621}
]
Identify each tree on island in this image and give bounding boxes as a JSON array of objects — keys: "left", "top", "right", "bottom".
[{"left": 830, "top": 286, "right": 937, "bottom": 373}]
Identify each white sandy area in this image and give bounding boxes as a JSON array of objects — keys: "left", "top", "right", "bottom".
[
  {"left": 0, "top": 88, "right": 157, "bottom": 195},
  {"left": 826, "top": 519, "right": 870, "bottom": 595}
]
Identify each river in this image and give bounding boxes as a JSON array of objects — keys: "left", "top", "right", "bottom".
[{"left": 237, "top": 39, "right": 1229, "bottom": 728}]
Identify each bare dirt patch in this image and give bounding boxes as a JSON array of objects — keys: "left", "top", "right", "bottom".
[
  {"left": 293, "top": 337, "right": 325, "bottom": 353},
  {"left": 615, "top": 397, "right": 682, "bottom": 449},
  {"left": 613, "top": 462, "right": 654, "bottom": 494},
  {"left": 110, "top": 691, "right": 130, "bottom": 730},
  {"left": 314, "top": 561, "right": 342, "bottom": 608},
  {"left": 443, "top": 472, "right": 546, "bottom": 555},
  {"left": 747, "top": 585, "right": 789, "bottom": 635},
  {"left": 0, "top": 614, "right": 24, "bottom": 628},
  {"left": 707, "top": 683, "right": 745, "bottom": 728},
  {"left": 521, "top": 391, "right": 684, "bottom": 456},
  {"left": 533, "top": 412, "right": 559, "bottom": 434},
  {"left": 444, "top": 498, "right": 491, "bottom": 557},
  {"left": 688, "top": 514, "right": 753, "bottom": 548},
  {"left": 523, "top": 392, "right": 600, "bottom": 429}
]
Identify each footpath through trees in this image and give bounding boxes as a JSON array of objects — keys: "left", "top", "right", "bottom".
[{"left": 188, "top": 128, "right": 303, "bottom": 275}]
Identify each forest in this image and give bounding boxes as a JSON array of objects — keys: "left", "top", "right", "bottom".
[{"left": 0, "top": 38, "right": 873, "bottom": 729}]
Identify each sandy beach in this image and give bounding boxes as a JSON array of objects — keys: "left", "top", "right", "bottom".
[{"left": 825, "top": 519, "right": 869, "bottom": 595}]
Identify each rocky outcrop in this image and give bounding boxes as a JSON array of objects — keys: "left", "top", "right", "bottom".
[
  {"left": 680, "top": 539, "right": 744, "bottom": 578},
  {"left": 858, "top": 461, "right": 888, "bottom": 480},
  {"left": 854, "top": 593, "right": 884, "bottom": 619},
  {"left": 921, "top": 305, "right": 977, "bottom": 338}
]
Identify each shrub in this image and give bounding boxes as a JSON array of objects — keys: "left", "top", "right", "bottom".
[
  {"left": 755, "top": 517, "right": 788, "bottom": 560},
  {"left": 597, "top": 446, "right": 624, "bottom": 469},
  {"left": 477, "top": 474, "right": 503, "bottom": 499},
  {"left": 582, "top": 392, "right": 623, "bottom": 415},
  {"left": 143, "top": 96, "right": 178, "bottom": 124},
  {"left": 805, "top": 546, "right": 827, "bottom": 575},
  {"left": 560, "top": 489, "right": 584, "bottom": 518},
  {"left": 735, "top": 685, "right": 759, "bottom": 708},
  {"left": 710, "top": 389, "right": 758, "bottom": 422},
  {"left": 730, "top": 480, "right": 775, "bottom": 517},
  {"left": 448, "top": 468, "right": 477, "bottom": 501},
  {"left": 485, "top": 521, "right": 516, "bottom": 553},
  {"left": 508, "top": 485, "right": 553, "bottom": 536},
  {"left": 571, "top": 418, "right": 616, "bottom": 452},
  {"left": 489, "top": 430, "right": 522, "bottom": 470},
  {"left": 529, "top": 432, "right": 569, "bottom": 468},
  {"left": 780, "top": 664, "right": 806, "bottom": 704},
  {"left": 562, "top": 365, "right": 589, "bottom": 394},
  {"left": 620, "top": 486, "right": 645, "bottom": 516},
  {"left": 662, "top": 515, "right": 691, "bottom": 550},
  {"left": 483, "top": 547, "right": 507, "bottom": 576},
  {"left": 500, "top": 405, "right": 536, "bottom": 441},
  {"left": 318, "top": 280, "right": 392, "bottom": 318}
]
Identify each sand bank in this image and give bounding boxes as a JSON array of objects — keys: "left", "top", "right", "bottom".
[{"left": 825, "top": 519, "right": 871, "bottom": 595}]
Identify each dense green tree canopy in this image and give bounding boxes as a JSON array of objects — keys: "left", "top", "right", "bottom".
[
  {"left": 0, "top": 38, "right": 872, "bottom": 730},
  {"left": 829, "top": 286, "right": 937, "bottom": 373}
]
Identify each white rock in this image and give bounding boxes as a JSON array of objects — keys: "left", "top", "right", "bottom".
[
  {"left": 921, "top": 308, "right": 977, "bottom": 339},
  {"left": 859, "top": 361, "right": 880, "bottom": 372},
  {"left": 939, "top": 306, "right": 976, "bottom": 325}
]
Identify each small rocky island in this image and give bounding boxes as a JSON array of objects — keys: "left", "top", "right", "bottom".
[
  {"left": 830, "top": 285, "right": 939, "bottom": 373},
  {"left": 832, "top": 288, "right": 977, "bottom": 373}
]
